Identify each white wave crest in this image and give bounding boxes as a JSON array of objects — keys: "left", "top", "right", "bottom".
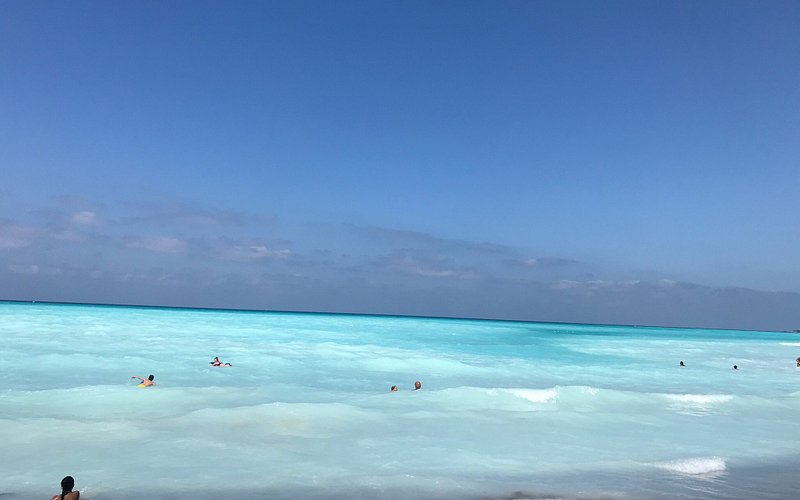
[
  {"left": 656, "top": 457, "right": 726, "bottom": 475},
  {"left": 663, "top": 394, "right": 733, "bottom": 404},
  {"left": 779, "top": 342, "right": 800, "bottom": 347},
  {"left": 507, "top": 388, "right": 558, "bottom": 403}
]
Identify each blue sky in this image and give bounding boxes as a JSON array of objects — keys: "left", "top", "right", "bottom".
[{"left": 1, "top": 1, "right": 798, "bottom": 330}]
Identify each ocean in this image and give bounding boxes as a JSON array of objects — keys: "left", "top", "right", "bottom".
[{"left": 1, "top": 301, "right": 799, "bottom": 499}]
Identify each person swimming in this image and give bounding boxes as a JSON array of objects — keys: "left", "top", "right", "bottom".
[
  {"left": 796, "top": 356, "right": 800, "bottom": 368},
  {"left": 132, "top": 374, "right": 155, "bottom": 387},
  {"left": 52, "top": 475, "right": 79, "bottom": 500},
  {"left": 210, "top": 356, "right": 232, "bottom": 367},
  {"left": 679, "top": 361, "right": 685, "bottom": 367},
  {"left": 390, "top": 385, "right": 398, "bottom": 392},
  {"left": 733, "top": 365, "right": 738, "bottom": 370},
  {"left": 414, "top": 380, "right": 422, "bottom": 390}
]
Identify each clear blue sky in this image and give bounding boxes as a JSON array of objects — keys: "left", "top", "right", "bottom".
[{"left": 1, "top": 1, "right": 798, "bottom": 329}]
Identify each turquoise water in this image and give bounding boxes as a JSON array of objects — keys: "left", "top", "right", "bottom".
[{"left": 1, "top": 301, "right": 799, "bottom": 499}]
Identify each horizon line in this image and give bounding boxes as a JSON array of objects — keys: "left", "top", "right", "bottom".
[{"left": 1, "top": 298, "right": 791, "bottom": 334}]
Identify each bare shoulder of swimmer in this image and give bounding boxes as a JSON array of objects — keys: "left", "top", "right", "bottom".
[{"left": 52, "top": 492, "right": 79, "bottom": 500}]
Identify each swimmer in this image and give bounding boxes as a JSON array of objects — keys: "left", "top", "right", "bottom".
[
  {"left": 52, "top": 475, "right": 79, "bottom": 500},
  {"left": 796, "top": 356, "right": 800, "bottom": 368},
  {"left": 679, "top": 361, "right": 685, "bottom": 367},
  {"left": 733, "top": 365, "right": 738, "bottom": 370},
  {"left": 414, "top": 380, "right": 422, "bottom": 390},
  {"left": 132, "top": 374, "right": 155, "bottom": 387},
  {"left": 210, "top": 356, "right": 232, "bottom": 367},
  {"left": 390, "top": 385, "right": 398, "bottom": 392}
]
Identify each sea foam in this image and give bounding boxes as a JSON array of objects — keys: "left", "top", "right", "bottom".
[
  {"left": 507, "top": 388, "right": 559, "bottom": 403},
  {"left": 663, "top": 394, "right": 734, "bottom": 405},
  {"left": 655, "top": 457, "right": 727, "bottom": 475}
]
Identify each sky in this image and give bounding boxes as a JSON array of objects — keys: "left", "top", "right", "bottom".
[{"left": 1, "top": 1, "right": 799, "bottom": 330}]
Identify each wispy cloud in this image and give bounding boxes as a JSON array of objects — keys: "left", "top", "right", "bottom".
[
  {"left": 372, "top": 249, "right": 478, "bottom": 279},
  {"left": 347, "top": 224, "right": 514, "bottom": 255},
  {"left": 121, "top": 201, "right": 271, "bottom": 228},
  {"left": 0, "top": 222, "right": 37, "bottom": 249},
  {"left": 125, "top": 236, "right": 188, "bottom": 254},
  {"left": 8, "top": 263, "right": 40, "bottom": 275},
  {"left": 552, "top": 278, "right": 678, "bottom": 291},
  {"left": 6, "top": 263, "right": 82, "bottom": 277},
  {"left": 505, "top": 257, "right": 579, "bottom": 268},
  {"left": 71, "top": 211, "right": 98, "bottom": 225},
  {"left": 219, "top": 244, "right": 291, "bottom": 261}
]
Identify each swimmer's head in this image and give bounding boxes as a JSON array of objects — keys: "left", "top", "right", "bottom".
[
  {"left": 414, "top": 381, "right": 422, "bottom": 390},
  {"left": 679, "top": 361, "right": 685, "bottom": 367},
  {"left": 391, "top": 385, "right": 398, "bottom": 392},
  {"left": 733, "top": 365, "right": 738, "bottom": 370},
  {"left": 61, "top": 476, "right": 74, "bottom": 491},
  {"left": 148, "top": 374, "right": 154, "bottom": 381}
]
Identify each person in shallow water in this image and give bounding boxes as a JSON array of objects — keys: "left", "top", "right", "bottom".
[
  {"left": 679, "top": 361, "right": 685, "bottom": 367},
  {"left": 210, "top": 356, "right": 232, "bottom": 367},
  {"left": 132, "top": 374, "right": 155, "bottom": 387},
  {"left": 796, "top": 356, "right": 800, "bottom": 368},
  {"left": 390, "top": 385, "right": 398, "bottom": 392},
  {"left": 414, "top": 380, "right": 422, "bottom": 390},
  {"left": 52, "top": 475, "right": 79, "bottom": 500},
  {"left": 733, "top": 365, "right": 738, "bottom": 370}
]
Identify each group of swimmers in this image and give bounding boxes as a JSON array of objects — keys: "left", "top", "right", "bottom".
[
  {"left": 130, "top": 356, "right": 232, "bottom": 387},
  {"left": 133, "top": 357, "right": 427, "bottom": 393},
  {"left": 63, "top": 354, "right": 800, "bottom": 498},
  {"left": 680, "top": 357, "right": 800, "bottom": 370},
  {"left": 680, "top": 360, "right": 741, "bottom": 370},
  {"left": 390, "top": 380, "right": 423, "bottom": 392},
  {"left": 59, "top": 379, "right": 422, "bottom": 496}
]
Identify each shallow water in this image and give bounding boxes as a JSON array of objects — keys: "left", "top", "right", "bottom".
[{"left": 1, "top": 302, "right": 799, "bottom": 499}]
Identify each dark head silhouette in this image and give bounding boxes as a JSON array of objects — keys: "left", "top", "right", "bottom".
[
  {"left": 148, "top": 374, "right": 154, "bottom": 381},
  {"left": 60, "top": 476, "right": 74, "bottom": 500}
]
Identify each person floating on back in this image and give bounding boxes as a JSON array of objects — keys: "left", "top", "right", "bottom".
[
  {"left": 679, "top": 361, "right": 685, "bottom": 367},
  {"left": 414, "top": 380, "right": 422, "bottom": 390},
  {"left": 52, "top": 475, "right": 79, "bottom": 500},
  {"left": 210, "top": 356, "right": 232, "bottom": 367},
  {"left": 132, "top": 374, "right": 155, "bottom": 387}
]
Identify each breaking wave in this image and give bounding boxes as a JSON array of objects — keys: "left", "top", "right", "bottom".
[{"left": 655, "top": 456, "right": 727, "bottom": 475}]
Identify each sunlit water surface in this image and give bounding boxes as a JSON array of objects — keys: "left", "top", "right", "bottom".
[{"left": 2, "top": 302, "right": 799, "bottom": 499}]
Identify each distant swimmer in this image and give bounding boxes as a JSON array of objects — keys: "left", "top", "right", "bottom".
[
  {"left": 733, "top": 365, "right": 738, "bottom": 370},
  {"left": 390, "top": 385, "right": 398, "bottom": 392},
  {"left": 414, "top": 380, "right": 422, "bottom": 390},
  {"left": 132, "top": 374, "right": 155, "bottom": 387},
  {"left": 679, "top": 361, "right": 685, "bottom": 367},
  {"left": 52, "top": 475, "right": 79, "bottom": 500},
  {"left": 796, "top": 356, "right": 800, "bottom": 368},
  {"left": 210, "top": 356, "right": 232, "bottom": 367}
]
